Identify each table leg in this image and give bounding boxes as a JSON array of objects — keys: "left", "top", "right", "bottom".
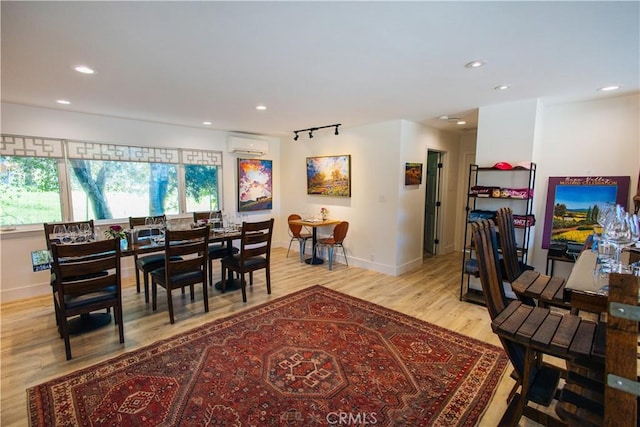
[
  {"left": 305, "top": 227, "right": 324, "bottom": 265},
  {"left": 215, "top": 237, "right": 243, "bottom": 292},
  {"left": 67, "top": 312, "right": 112, "bottom": 335}
]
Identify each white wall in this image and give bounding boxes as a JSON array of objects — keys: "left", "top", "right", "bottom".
[
  {"left": 530, "top": 93, "right": 640, "bottom": 276},
  {"left": 0, "top": 103, "right": 281, "bottom": 302},
  {"left": 472, "top": 94, "right": 639, "bottom": 278},
  {"left": 280, "top": 119, "right": 461, "bottom": 276}
]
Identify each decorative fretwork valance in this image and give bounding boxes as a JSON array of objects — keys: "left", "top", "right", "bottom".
[
  {"left": 1, "top": 134, "right": 222, "bottom": 166},
  {"left": 0, "top": 135, "right": 64, "bottom": 158}
]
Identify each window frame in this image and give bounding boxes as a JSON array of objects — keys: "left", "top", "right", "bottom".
[{"left": 0, "top": 134, "right": 224, "bottom": 228}]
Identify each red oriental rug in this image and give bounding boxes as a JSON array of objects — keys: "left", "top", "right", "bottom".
[{"left": 28, "top": 286, "right": 508, "bottom": 426}]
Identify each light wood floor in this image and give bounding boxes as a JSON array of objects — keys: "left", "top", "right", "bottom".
[{"left": 1, "top": 248, "right": 547, "bottom": 426}]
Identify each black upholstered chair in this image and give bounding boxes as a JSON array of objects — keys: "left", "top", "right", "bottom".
[
  {"left": 220, "top": 219, "right": 274, "bottom": 303},
  {"left": 150, "top": 226, "right": 209, "bottom": 324},
  {"left": 51, "top": 238, "right": 124, "bottom": 360}
]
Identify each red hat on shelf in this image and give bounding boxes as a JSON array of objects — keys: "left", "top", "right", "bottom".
[{"left": 492, "top": 161, "right": 513, "bottom": 170}]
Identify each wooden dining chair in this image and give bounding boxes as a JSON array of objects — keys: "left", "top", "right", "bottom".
[
  {"left": 192, "top": 211, "right": 239, "bottom": 286},
  {"left": 472, "top": 219, "right": 605, "bottom": 426},
  {"left": 129, "top": 215, "right": 181, "bottom": 303},
  {"left": 220, "top": 218, "right": 274, "bottom": 303},
  {"left": 315, "top": 221, "right": 349, "bottom": 270},
  {"left": 150, "top": 226, "right": 210, "bottom": 324},
  {"left": 51, "top": 238, "right": 124, "bottom": 360},
  {"left": 286, "top": 214, "right": 312, "bottom": 262},
  {"left": 44, "top": 220, "right": 96, "bottom": 323}
]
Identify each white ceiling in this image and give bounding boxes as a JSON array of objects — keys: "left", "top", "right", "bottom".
[{"left": 2, "top": 1, "right": 638, "bottom": 138}]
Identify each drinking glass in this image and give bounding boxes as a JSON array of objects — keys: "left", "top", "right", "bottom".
[
  {"left": 80, "top": 223, "right": 91, "bottom": 242},
  {"left": 52, "top": 225, "right": 66, "bottom": 244},
  {"left": 67, "top": 224, "right": 81, "bottom": 243}
]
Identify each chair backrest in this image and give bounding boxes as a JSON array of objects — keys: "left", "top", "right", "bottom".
[
  {"left": 471, "top": 219, "right": 527, "bottom": 376},
  {"left": 495, "top": 207, "right": 521, "bottom": 283},
  {"left": 51, "top": 238, "right": 121, "bottom": 302},
  {"left": 193, "top": 210, "right": 221, "bottom": 222},
  {"left": 129, "top": 215, "right": 166, "bottom": 228},
  {"left": 239, "top": 219, "right": 274, "bottom": 265},
  {"left": 287, "top": 214, "right": 304, "bottom": 238},
  {"left": 163, "top": 226, "right": 209, "bottom": 276},
  {"left": 129, "top": 215, "right": 166, "bottom": 239},
  {"left": 44, "top": 220, "right": 95, "bottom": 250},
  {"left": 332, "top": 221, "right": 349, "bottom": 244}
]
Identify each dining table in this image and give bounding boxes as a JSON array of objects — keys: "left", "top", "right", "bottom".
[
  {"left": 125, "top": 226, "right": 244, "bottom": 291},
  {"left": 287, "top": 217, "right": 340, "bottom": 265}
]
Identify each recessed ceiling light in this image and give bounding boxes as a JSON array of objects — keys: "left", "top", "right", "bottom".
[
  {"left": 465, "top": 60, "right": 486, "bottom": 69},
  {"left": 56, "top": 99, "right": 71, "bottom": 105},
  {"left": 202, "top": 121, "right": 212, "bottom": 125},
  {"left": 494, "top": 85, "right": 510, "bottom": 91},
  {"left": 74, "top": 65, "right": 95, "bottom": 74},
  {"left": 598, "top": 85, "right": 620, "bottom": 92},
  {"left": 456, "top": 120, "right": 467, "bottom": 125},
  {"left": 439, "top": 115, "right": 449, "bottom": 120},
  {"left": 256, "top": 105, "right": 267, "bottom": 111}
]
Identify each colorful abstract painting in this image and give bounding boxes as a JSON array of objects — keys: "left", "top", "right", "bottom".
[
  {"left": 306, "top": 155, "right": 351, "bottom": 197},
  {"left": 237, "top": 158, "right": 272, "bottom": 212}
]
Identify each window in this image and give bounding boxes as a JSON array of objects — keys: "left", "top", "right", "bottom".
[
  {"left": 0, "top": 135, "right": 223, "bottom": 226},
  {"left": 0, "top": 156, "right": 63, "bottom": 226},
  {"left": 185, "top": 164, "right": 220, "bottom": 212},
  {"left": 69, "top": 159, "right": 179, "bottom": 220}
]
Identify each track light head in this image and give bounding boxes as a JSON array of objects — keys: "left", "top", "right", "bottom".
[
  {"left": 334, "top": 125, "right": 339, "bottom": 135},
  {"left": 309, "top": 130, "right": 314, "bottom": 138},
  {"left": 293, "top": 132, "right": 299, "bottom": 141}
]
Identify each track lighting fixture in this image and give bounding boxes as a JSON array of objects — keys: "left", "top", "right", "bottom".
[{"left": 292, "top": 124, "right": 341, "bottom": 141}]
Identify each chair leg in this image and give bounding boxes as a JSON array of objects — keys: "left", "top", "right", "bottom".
[
  {"left": 287, "top": 238, "right": 294, "bottom": 258},
  {"left": 60, "top": 318, "right": 72, "bottom": 360},
  {"left": 116, "top": 305, "right": 125, "bottom": 344},
  {"left": 202, "top": 280, "right": 209, "bottom": 313},
  {"left": 341, "top": 244, "right": 348, "bottom": 266},
  {"left": 328, "top": 246, "right": 334, "bottom": 270},
  {"left": 134, "top": 259, "right": 141, "bottom": 294},
  {"left": 142, "top": 270, "right": 150, "bottom": 303},
  {"left": 266, "top": 266, "right": 271, "bottom": 295},
  {"left": 152, "top": 280, "right": 157, "bottom": 311},
  {"left": 298, "top": 239, "right": 305, "bottom": 262},
  {"left": 167, "top": 287, "right": 175, "bottom": 324},
  {"left": 240, "top": 274, "right": 247, "bottom": 303}
]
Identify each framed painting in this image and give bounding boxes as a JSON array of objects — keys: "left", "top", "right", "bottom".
[
  {"left": 541, "top": 175, "right": 630, "bottom": 248},
  {"left": 237, "top": 158, "right": 273, "bottom": 212},
  {"left": 306, "top": 155, "right": 351, "bottom": 197},
  {"left": 405, "top": 163, "right": 423, "bottom": 185}
]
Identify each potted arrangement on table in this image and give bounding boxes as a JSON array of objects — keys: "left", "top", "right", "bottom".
[
  {"left": 320, "top": 207, "right": 329, "bottom": 221},
  {"left": 104, "top": 225, "right": 128, "bottom": 249}
]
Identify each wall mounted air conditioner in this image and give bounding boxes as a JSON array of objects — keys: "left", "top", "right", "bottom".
[{"left": 227, "top": 136, "right": 268, "bottom": 157}]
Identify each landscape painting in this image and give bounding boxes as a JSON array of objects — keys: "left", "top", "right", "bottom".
[
  {"left": 405, "top": 163, "right": 423, "bottom": 185},
  {"left": 237, "top": 158, "right": 272, "bottom": 212},
  {"left": 306, "top": 155, "right": 351, "bottom": 197},
  {"left": 541, "top": 176, "right": 630, "bottom": 248}
]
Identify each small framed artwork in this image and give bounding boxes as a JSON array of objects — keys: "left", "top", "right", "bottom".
[
  {"left": 237, "top": 158, "right": 273, "bottom": 212},
  {"left": 541, "top": 175, "right": 630, "bottom": 248},
  {"left": 306, "top": 155, "right": 351, "bottom": 197},
  {"left": 405, "top": 163, "right": 423, "bottom": 185}
]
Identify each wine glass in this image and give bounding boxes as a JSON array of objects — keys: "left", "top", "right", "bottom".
[
  {"left": 80, "top": 223, "right": 91, "bottom": 242},
  {"left": 67, "top": 224, "right": 81, "bottom": 243},
  {"left": 604, "top": 205, "right": 633, "bottom": 265},
  {"left": 52, "top": 224, "right": 66, "bottom": 245}
]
